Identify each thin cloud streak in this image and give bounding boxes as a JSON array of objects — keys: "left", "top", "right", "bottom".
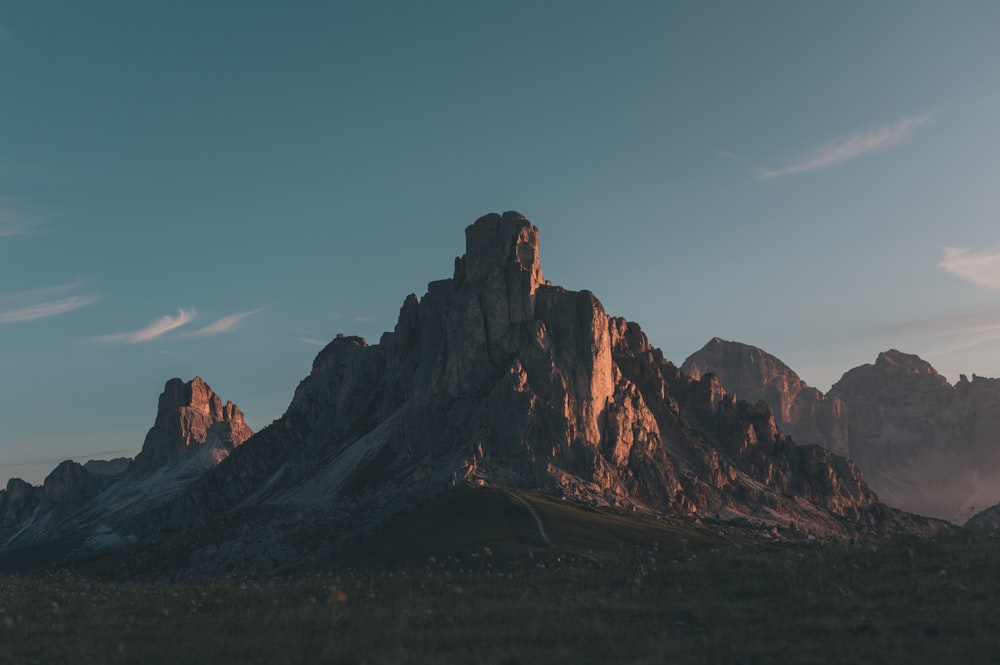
[
  {"left": 0, "top": 448, "right": 136, "bottom": 471},
  {"left": 3, "top": 281, "right": 85, "bottom": 300},
  {"left": 871, "top": 308, "right": 1000, "bottom": 337},
  {"left": 184, "top": 309, "right": 262, "bottom": 337},
  {"left": 0, "top": 294, "right": 98, "bottom": 323},
  {"left": 924, "top": 332, "right": 1000, "bottom": 358},
  {"left": 758, "top": 114, "right": 930, "bottom": 179},
  {"left": 866, "top": 306, "right": 1000, "bottom": 363},
  {"left": 90, "top": 308, "right": 197, "bottom": 344},
  {"left": 714, "top": 148, "right": 749, "bottom": 162},
  {"left": 939, "top": 247, "right": 1000, "bottom": 291}
]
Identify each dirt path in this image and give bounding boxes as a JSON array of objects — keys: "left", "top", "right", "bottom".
[{"left": 505, "top": 491, "right": 554, "bottom": 548}]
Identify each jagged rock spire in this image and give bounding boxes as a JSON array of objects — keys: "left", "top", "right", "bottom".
[{"left": 132, "top": 377, "right": 252, "bottom": 474}]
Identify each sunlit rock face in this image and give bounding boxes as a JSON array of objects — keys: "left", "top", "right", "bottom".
[
  {"left": 682, "top": 338, "right": 850, "bottom": 457},
  {"left": 175, "top": 211, "right": 920, "bottom": 538},
  {"left": 132, "top": 377, "right": 252, "bottom": 474},
  {"left": 829, "top": 351, "right": 1000, "bottom": 523}
]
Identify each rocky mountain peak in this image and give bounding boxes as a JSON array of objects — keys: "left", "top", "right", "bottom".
[
  {"left": 831, "top": 350, "right": 950, "bottom": 401},
  {"left": 157, "top": 376, "right": 236, "bottom": 425},
  {"left": 682, "top": 337, "right": 850, "bottom": 457},
  {"left": 168, "top": 211, "right": 915, "bottom": 543},
  {"left": 874, "top": 349, "right": 943, "bottom": 379},
  {"left": 132, "top": 377, "right": 252, "bottom": 474},
  {"left": 455, "top": 211, "right": 546, "bottom": 295}
]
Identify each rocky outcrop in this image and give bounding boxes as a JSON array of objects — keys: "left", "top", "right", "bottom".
[
  {"left": 132, "top": 377, "right": 252, "bottom": 474},
  {"left": 682, "top": 338, "right": 850, "bottom": 456},
  {"left": 0, "top": 462, "right": 114, "bottom": 548},
  {"left": 0, "top": 377, "right": 251, "bottom": 553},
  {"left": 83, "top": 458, "right": 132, "bottom": 477},
  {"left": 172, "top": 211, "right": 918, "bottom": 541},
  {"left": 0, "top": 478, "right": 40, "bottom": 528},
  {"left": 829, "top": 351, "right": 1000, "bottom": 523},
  {"left": 40, "top": 461, "right": 115, "bottom": 522}
]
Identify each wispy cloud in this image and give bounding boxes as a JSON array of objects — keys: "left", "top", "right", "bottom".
[
  {"left": 183, "top": 309, "right": 262, "bottom": 338},
  {"left": 90, "top": 308, "right": 197, "bottom": 344},
  {"left": 294, "top": 327, "right": 330, "bottom": 347},
  {"left": 866, "top": 306, "right": 1000, "bottom": 363},
  {"left": 757, "top": 114, "right": 931, "bottom": 179},
  {"left": 924, "top": 331, "right": 1000, "bottom": 358},
  {"left": 714, "top": 148, "right": 749, "bottom": 162},
  {"left": 0, "top": 295, "right": 98, "bottom": 323},
  {"left": 871, "top": 308, "right": 1000, "bottom": 337},
  {"left": 0, "top": 197, "right": 53, "bottom": 236},
  {"left": 0, "top": 282, "right": 98, "bottom": 323},
  {"left": 939, "top": 247, "right": 1000, "bottom": 291},
  {"left": 0, "top": 225, "right": 25, "bottom": 237}
]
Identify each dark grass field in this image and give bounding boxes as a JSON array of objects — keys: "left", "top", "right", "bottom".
[{"left": 2, "top": 491, "right": 1000, "bottom": 664}]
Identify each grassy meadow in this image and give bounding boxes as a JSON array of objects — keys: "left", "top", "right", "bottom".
[
  {"left": 3, "top": 523, "right": 1000, "bottom": 664},
  {"left": 1, "top": 490, "right": 997, "bottom": 663}
]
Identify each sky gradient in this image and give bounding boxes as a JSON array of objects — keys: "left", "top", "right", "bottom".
[{"left": 3, "top": 2, "right": 1000, "bottom": 485}]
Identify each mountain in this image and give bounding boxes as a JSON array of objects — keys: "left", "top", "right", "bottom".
[
  {"left": 829, "top": 351, "right": 1000, "bottom": 523},
  {"left": 162, "top": 213, "right": 933, "bottom": 562},
  {"left": 682, "top": 338, "right": 849, "bottom": 456},
  {"left": 0, "top": 377, "right": 250, "bottom": 554},
  {"left": 683, "top": 339, "right": 1000, "bottom": 524},
  {"left": 0, "top": 212, "right": 942, "bottom": 574},
  {"left": 132, "top": 376, "right": 252, "bottom": 474}
]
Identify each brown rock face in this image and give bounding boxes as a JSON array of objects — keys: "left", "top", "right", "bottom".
[
  {"left": 682, "top": 338, "right": 850, "bottom": 456},
  {"left": 132, "top": 377, "right": 252, "bottom": 474},
  {"left": 175, "top": 211, "right": 913, "bottom": 538},
  {"left": 829, "top": 350, "right": 1000, "bottom": 523}
]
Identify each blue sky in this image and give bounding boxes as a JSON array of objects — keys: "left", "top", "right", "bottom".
[{"left": 3, "top": 2, "right": 1000, "bottom": 485}]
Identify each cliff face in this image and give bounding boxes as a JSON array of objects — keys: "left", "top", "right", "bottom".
[
  {"left": 682, "top": 338, "right": 850, "bottom": 457},
  {"left": 683, "top": 340, "right": 1000, "bottom": 524},
  {"left": 829, "top": 351, "right": 1000, "bottom": 523},
  {"left": 173, "top": 212, "right": 907, "bottom": 539},
  {"left": 132, "top": 376, "right": 252, "bottom": 474}
]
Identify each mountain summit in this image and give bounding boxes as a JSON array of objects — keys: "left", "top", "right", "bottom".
[
  {"left": 682, "top": 338, "right": 849, "bottom": 457},
  {"left": 132, "top": 376, "right": 252, "bottom": 474}
]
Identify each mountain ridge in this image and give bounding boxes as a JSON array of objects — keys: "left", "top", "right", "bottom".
[
  {"left": 684, "top": 338, "right": 1000, "bottom": 523},
  {"left": 0, "top": 212, "right": 948, "bottom": 574}
]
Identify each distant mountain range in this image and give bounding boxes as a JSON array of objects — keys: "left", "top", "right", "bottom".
[
  {"left": 0, "top": 212, "right": 966, "bottom": 574},
  {"left": 684, "top": 340, "right": 1000, "bottom": 524}
]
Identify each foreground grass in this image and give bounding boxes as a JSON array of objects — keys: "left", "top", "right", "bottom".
[{"left": 2, "top": 532, "right": 1000, "bottom": 664}]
